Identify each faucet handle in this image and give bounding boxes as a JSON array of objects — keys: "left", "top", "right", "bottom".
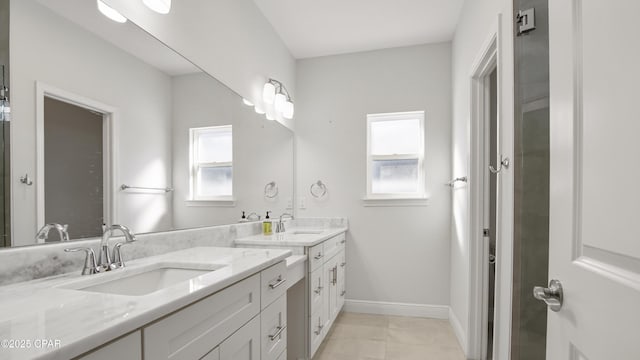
[
  {"left": 111, "top": 242, "right": 130, "bottom": 269},
  {"left": 64, "top": 247, "right": 99, "bottom": 275}
]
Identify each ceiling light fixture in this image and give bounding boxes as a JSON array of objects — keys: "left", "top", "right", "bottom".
[
  {"left": 143, "top": 0, "right": 171, "bottom": 14},
  {"left": 263, "top": 78, "right": 294, "bottom": 119},
  {"left": 96, "top": 0, "right": 127, "bottom": 23}
]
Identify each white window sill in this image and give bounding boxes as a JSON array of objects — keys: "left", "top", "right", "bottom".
[
  {"left": 186, "top": 199, "right": 236, "bottom": 207},
  {"left": 361, "top": 196, "right": 429, "bottom": 207}
]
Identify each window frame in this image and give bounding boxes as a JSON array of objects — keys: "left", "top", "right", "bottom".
[
  {"left": 365, "top": 111, "right": 426, "bottom": 200},
  {"left": 189, "top": 125, "right": 234, "bottom": 202}
]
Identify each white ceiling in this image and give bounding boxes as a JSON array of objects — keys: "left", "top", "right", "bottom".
[
  {"left": 37, "top": 0, "right": 199, "bottom": 76},
  {"left": 252, "top": 0, "right": 464, "bottom": 59}
]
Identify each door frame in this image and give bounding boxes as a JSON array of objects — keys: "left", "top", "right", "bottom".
[
  {"left": 35, "top": 81, "right": 118, "bottom": 236},
  {"left": 468, "top": 31, "right": 498, "bottom": 359}
]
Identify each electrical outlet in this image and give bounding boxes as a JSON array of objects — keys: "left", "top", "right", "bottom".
[{"left": 299, "top": 197, "right": 307, "bottom": 209}]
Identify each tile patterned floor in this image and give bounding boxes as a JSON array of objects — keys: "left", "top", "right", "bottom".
[{"left": 312, "top": 312, "right": 466, "bottom": 360}]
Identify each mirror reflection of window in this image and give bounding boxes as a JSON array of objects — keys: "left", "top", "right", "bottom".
[
  {"left": 189, "top": 125, "right": 233, "bottom": 200},
  {"left": 44, "top": 97, "right": 104, "bottom": 240}
]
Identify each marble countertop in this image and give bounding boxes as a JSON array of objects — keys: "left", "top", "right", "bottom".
[
  {"left": 235, "top": 227, "right": 348, "bottom": 247},
  {"left": 0, "top": 247, "right": 291, "bottom": 360}
]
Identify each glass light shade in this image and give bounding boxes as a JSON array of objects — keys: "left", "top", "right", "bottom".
[
  {"left": 254, "top": 105, "right": 266, "bottom": 115},
  {"left": 242, "top": 98, "right": 254, "bottom": 107},
  {"left": 274, "top": 93, "right": 287, "bottom": 113},
  {"left": 262, "top": 82, "right": 276, "bottom": 104},
  {"left": 143, "top": 0, "right": 171, "bottom": 14},
  {"left": 97, "top": 0, "right": 127, "bottom": 23},
  {"left": 283, "top": 100, "right": 294, "bottom": 119},
  {"left": 265, "top": 110, "right": 275, "bottom": 121}
]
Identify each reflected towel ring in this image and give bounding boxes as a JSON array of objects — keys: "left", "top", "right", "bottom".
[
  {"left": 264, "top": 181, "right": 279, "bottom": 199},
  {"left": 310, "top": 180, "right": 327, "bottom": 198}
]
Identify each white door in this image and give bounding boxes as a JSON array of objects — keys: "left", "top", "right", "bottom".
[{"left": 546, "top": 0, "right": 640, "bottom": 359}]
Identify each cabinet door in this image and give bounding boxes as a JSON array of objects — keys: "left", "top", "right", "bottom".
[
  {"left": 323, "top": 255, "right": 339, "bottom": 330},
  {"left": 200, "top": 347, "right": 220, "bottom": 360},
  {"left": 79, "top": 331, "right": 141, "bottom": 360},
  {"left": 337, "top": 249, "right": 346, "bottom": 312},
  {"left": 220, "top": 316, "right": 260, "bottom": 360},
  {"left": 261, "top": 295, "right": 287, "bottom": 360},
  {"left": 309, "top": 266, "right": 324, "bottom": 316}
]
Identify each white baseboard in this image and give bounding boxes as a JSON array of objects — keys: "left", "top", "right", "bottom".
[
  {"left": 343, "top": 299, "right": 449, "bottom": 319},
  {"left": 448, "top": 307, "right": 468, "bottom": 355}
]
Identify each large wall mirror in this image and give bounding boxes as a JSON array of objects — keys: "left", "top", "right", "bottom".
[{"left": 2, "top": 0, "right": 294, "bottom": 247}]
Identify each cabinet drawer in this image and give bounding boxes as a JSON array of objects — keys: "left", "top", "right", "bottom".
[
  {"left": 261, "top": 295, "right": 287, "bottom": 360},
  {"left": 308, "top": 266, "right": 324, "bottom": 317},
  {"left": 261, "top": 261, "right": 287, "bottom": 309},
  {"left": 144, "top": 274, "right": 260, "bottom": 360},
  {"left": 308, "top": 243, "right": 324, "bottom": 272},
  {"left": 78, "top": 331, "right": 141, "bottom": 360},
  {"left": 323, "top": 233, "right": 346, "bottom": 260}
]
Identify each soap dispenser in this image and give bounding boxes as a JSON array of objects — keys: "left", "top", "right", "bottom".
[
  {"left": 239, "top": 211, "right": 248, "bottom": 223},
  {"left": 263, "top": 211, "right": 273, "bottom": 235}
]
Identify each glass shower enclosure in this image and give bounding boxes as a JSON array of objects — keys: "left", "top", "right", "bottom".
[{"left": 511, "top": 0, "right": 550, "bottom": 359}]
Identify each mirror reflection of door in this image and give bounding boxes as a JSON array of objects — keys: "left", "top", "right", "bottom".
[{"left": 44, "top": 96, "right": 104, "bottom": 241}]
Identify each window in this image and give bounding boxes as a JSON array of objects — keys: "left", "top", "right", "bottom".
[
  {"left": 366, "top": 111, "right": 425, "bottom": 199},
  {"left": 189, "top": 125, "right": 233, "bottom": 200}
]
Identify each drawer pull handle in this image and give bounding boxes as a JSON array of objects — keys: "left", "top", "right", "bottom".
[
  {"left": 269, "top": 326, "right": 286, "bottom": 341},
  {"left": 269, "top": 276, "right": 287, "bottom": 289},
  {"left": 341, "top": 262, "right": 346, "bottom": 267},
  {"left": 314, "top": 253, "right": 323, "bottom": 260},
  {"left": 314, "top": 286, "right": 323, "bottom": 294},
  {"left": 341, "top": 290, "right": 346, "bottom": 297},
  {"left": 314, "top": 324, "right": 324, "bottom": 335}
]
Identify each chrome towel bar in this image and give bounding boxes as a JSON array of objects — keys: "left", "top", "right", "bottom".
[{"left": 120, "top": 184, "right": 174, "bottom": 192}]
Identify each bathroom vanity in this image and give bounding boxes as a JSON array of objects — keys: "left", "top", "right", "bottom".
[
  {"left": 236, "top": 225, "right": 348, "bottom": 359},
  {"left": 0, "top": 247, "right": 291, "bottom": 360}
]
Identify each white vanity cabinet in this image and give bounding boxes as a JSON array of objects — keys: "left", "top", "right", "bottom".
[
  {"left": 77, "top": 260, "right": 287, "bottom": 360},
  {"left": 308, "top": 233, "right": 346, "bottom": 359},
  {"left": 77, "top": 331, "right": 142, "bottom": 360}
]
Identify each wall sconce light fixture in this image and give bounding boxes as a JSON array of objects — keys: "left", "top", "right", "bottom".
[
  {"left": 263, "top": 78, "right": 294, "bottom": 119},
  {"left": 97, "top": 0, "right": 127, "bottom": 23}
]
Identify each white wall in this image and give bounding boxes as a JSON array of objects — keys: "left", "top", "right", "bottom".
[
  {"left": 296, "top": 43, "right": 452, "bottom": 311},
  {"left": 171, "top": 73, "right": 294, "bottom": 228},
  {"left": 11, "top": 0, "right": 173, "bottom": 245},
  {"left": 103, "top": 0, "right": 296, "bottom": 130},
  {"left": 450, "top": 0, "right": 514, "bottom": 357}
]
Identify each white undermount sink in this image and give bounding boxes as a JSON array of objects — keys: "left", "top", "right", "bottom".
[
  {"left": 64, "top": 264, "right": 224, "bottom": 296},
  {"left": 289, "top": 230, "right": 323, "bottom": 235}
]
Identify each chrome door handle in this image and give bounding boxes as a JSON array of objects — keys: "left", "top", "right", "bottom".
[
  {"left": 533, "top": 279, "right": 563, "bottom": 312},
  {"left": 314, "top": 285, "right": 323, "bottom": 294},
  {"left": 268, "top": 275, "right": 286, "bottom": 289},
  {"left": 269, "top": 326, "right": 285, "bottom": 341},
  {"left": 489, "top": 155, "right": 510, "bottom": 174},
  {"left": 314, "top": 253, "right": 323, "bottom": 260}
]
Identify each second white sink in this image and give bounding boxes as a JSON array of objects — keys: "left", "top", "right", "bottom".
[{"left": 289, "top": 230, "right": 323, "bottom": 235}]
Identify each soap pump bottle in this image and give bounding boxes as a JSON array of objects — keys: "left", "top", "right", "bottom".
[
  {"left": 263, "top": 211, "right": 272, "bottom": 235},
  {"left": 239, "top": 211, "right": 248, "bottom": 223}
]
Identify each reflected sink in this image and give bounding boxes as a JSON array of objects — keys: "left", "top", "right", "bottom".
[
  {"left": 289, "top": 230, "right": 323, "bottom": 235},
  {"left": 66, "top": 264, "right": 224, "bottom": 296}
]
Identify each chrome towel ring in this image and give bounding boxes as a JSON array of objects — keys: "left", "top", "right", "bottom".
[{"left": 310, "top": 180, "right": 327, "bottom": 198}]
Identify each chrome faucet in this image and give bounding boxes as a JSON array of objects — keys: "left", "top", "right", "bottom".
[
  {"left": 275, "top": 213, "right": 294, "bottom": 233},
  {"left": 98, "top": 224, "right": 137, "bottom": 271},
  {"left": 35, "top": 223, "right": 70, "bottom": 243}
]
